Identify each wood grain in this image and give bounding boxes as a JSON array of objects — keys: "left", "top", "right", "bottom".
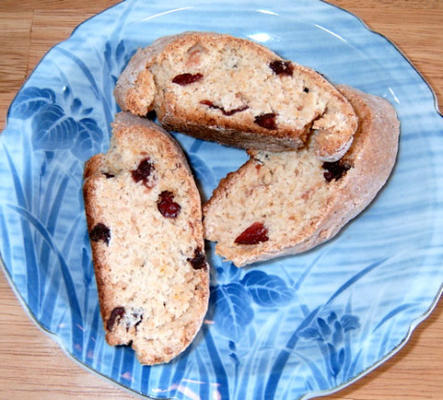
[{"left": 0, "top": 1, "right": 442, "bottom": 399}]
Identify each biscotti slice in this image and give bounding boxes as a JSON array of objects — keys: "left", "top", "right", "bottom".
[
  {"left": 83, "top": 112, "right": 209, "bottom": 364},
  {"left": 203, "top": 86, "right": 399, "bottom": 267},
  {"left": 115, "top": 31, "right": 358, "bottom": 161}
]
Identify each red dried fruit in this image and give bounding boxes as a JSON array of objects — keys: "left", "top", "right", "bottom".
[
  {"left": 235, "top": 222, "right": 269, "bottom": 245},
  {"left": 200, "top": 100, "right": 249, "bottom": 116},
  {"left": 131, "top": 157, "right": 154, "bottom": 187},
  {"left": 90, "top": 223, "right": 111, "bottom": 245},
  {"left": 157, "top": 191, "right": 181, "bottom": 218},
  {"left": 187, "top": 247, "right": 207, "bottom": 270},
  {"left": 172, "top": 73, "right": 203, "bottom": 85},
  {"left": 254, "top": 113, "right": 277, "bottom": 130},
  {"left": 107, "top": 307, "right": 125, "bottom": 331},
  {"left": 269, "top": 60, "right": 294, "bottom": 76},
  {"left": 322, "top": 161, "right": 352, "bottom": 182},
  {"left": 200, "top": 100, "right": 215, "bottom": 108}
]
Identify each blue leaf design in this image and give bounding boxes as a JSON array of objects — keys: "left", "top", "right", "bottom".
[
  {"left": 55, "top": 46, "right": 113, "bottom": 127},
  {"left": 45, "top": 150, "right": 55, "bottom": 163},
  {"left": 140, "top": 367, "right": 151, "bottom": 395},
  {"left": 332, "top": 320, "right": 344, "bottom": 345},
  {"left": 299, "top": 327, "right": 321, "bottom": 340},
  {"left": 328, "top": 311, "right": 337, "bottom": 324},
  {"left": 338, "top": 348, "right": 345, "bottom": 368},
  {"left": 204, "top": 327, "right": 230, "bottom": 399},
  {"left": 32, "top": 104, "right": 79, "bottom": 150},
  {"left": 326, "top": 258, "right": 387, "bottom": 305},
  {"left": 340, "top": 314, "right": 360, "bottom": 332},
  {"left": 241, "top": 270, "right": 294, "bottom": 307},
  {"left": 294, "top": 351, "right": 330, "bottom": 390},
  {"left": 82, "top": 107, "right": 93, "bottom": 115},
  {"left": 116, "top": 40, "right": 125, "bottom": 62},
  {"left": 71, "top": 117, "right": 103, "bottom": 161},
  {"left": 63, "top": 85, "right": 71, "bottom": 100},
  {"left": 7, "top": 204, "right": 83, "bottom": 352},
  {"left": 71, "top": 98, "right": 82, "bottom": 114},
  {"left": 317, "top": 317, "right": 331, "bottom": 338},
  {"left": 111, "top": 347, "right": 123, "bottom": 381},
  {"left": 373, "top": 304, "right": 413, "bottom": 333},
  {"left": 328, "top": 343, "right": 341, "bottom": 377},
  {"left": 211, "top": 283, "right": 254, "bottom": 341},
  {"left": 264, "top": 306, "right": 321, "bottom": 399},
  {"left": 82, "top": 246, "right": 94, "bottom": 287},
  {"left": 104, "top": 41, "right": 112, "bottom": 67},
  {"left": 85, "top": 305, "right": 100, "bottom": 361},
  {"left": 11, "top": 87, "right": 55, "bottom": 119}
]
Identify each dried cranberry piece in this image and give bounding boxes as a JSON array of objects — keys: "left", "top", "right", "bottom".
[
  {"left": 131, "top": 157, "right": 154, "bottom": 187},
  {"left": 103, "top": 172, "right": 115, "bottom": 179},
  {"left": 322, "top": 161, "right": 352, "bottom": 182},
  {"left": 254, "top": 113, "right": 277, "bottom": 130},
  {"left": 235, "top": 222, "right": 269, "bottom": 245},
  {"left": 157, "top": 191, "right": 181, "bottom": 218},
  {"left": 107, "top": 307, "right": 125, "bottom": 331},
  {"left": 269, "top": 60, "right": 294, "bottom": 76},
  {"left": 90, "top": 223, "right": 111, "bottom": 245},
  {"left": 224, "top": 106, "right": 249, "bottom": 116},
  {"left": 187, "top": 247, "right": 207, "bottom": 270},
  {"left": 172, "top": 73, "right": 203, "bottom": 85},
  {"left": 200, "top": 100, "right": 249, "bottom": 116}
]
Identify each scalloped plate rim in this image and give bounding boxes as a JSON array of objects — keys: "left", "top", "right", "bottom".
[{"left": 0, "top": 0, "right": 442, "bottom": 399}]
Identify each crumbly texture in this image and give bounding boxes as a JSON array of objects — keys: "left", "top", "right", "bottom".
[
  {"left": 203, "top": 86, "right": 400, "bottom": 267},
  {"left": 83, "top": 112, "right": 209, "bottom": 364},
  {"left": 115, "top": 31, "right": 358, "bottom": 161}
]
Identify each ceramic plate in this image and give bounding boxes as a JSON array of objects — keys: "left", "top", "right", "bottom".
[{"left": 0, "top": 0, "right": 442, "bottom": 399}]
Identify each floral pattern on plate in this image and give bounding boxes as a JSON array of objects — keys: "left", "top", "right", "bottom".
[{"left": 0, "top": 0, "right": 442, "bottom": 399}]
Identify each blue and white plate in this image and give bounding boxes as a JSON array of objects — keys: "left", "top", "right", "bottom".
[{"left": 0, "top": 0, "right": 442, "bottom": 399}]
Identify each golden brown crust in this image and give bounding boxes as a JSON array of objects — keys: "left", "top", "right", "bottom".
[
  {"left": 203, "top": 85, "right": 400, "bottom": 266},
  {"left": 83, "top": 177, "right": 110, "bottom": 336},
  {"left": 83, "top": 154, "right": 104, "bottom": 180},
  {"left": 115, "top": 31, "right": 358, "bottom": 161}
]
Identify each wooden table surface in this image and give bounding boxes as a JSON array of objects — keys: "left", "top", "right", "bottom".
[{"left": 0, "top": 1, "right": 442, "bottom": 399}]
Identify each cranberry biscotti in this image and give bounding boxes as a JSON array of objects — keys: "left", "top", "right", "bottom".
[
  {"left": 203, "top": 86, "right": 400, "bottom": 267},
  {"left": 115, "top": 32, "right": 358, "bottom": 161},
  {"left": 83, "top": 112, "right": 209, "bottom": 364}
]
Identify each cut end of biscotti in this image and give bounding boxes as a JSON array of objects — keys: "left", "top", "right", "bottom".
[
  {"left": 83, "top": 112, "right": 209, "bottom": 364},
  {"left": 115, "top": 31, "right": 358, "bottom": 160},
  {"left": 203, "top": 86, "right": 399, "bottom": 267}
]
